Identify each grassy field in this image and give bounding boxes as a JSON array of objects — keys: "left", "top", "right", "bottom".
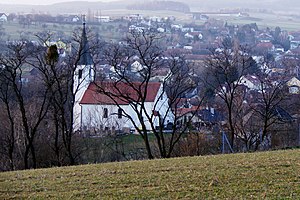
[
  {"left": 99, "top": 9, "right": 300, "bottom": 31},
  {"left": 2, "top": 22, "right": 79, "bottom": 41},
  {"left": 2, "top": 9, "right": 300, "bottom": 42},
  {"left": 0, "top": 149, "right": 299, "bottom": 199},
  {"left": 2, "top": 21, "right": 122, "bottom": 41},
  {"left": 221, "top": 12, "right": 300, "bottom": 31}
]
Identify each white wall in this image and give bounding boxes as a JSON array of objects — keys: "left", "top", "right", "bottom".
[
  {"left": 80, "top": 84, "right": 174, "bottom": 133},
  {"left": 73, "top": 64, "right": 94, "bottom": 130}
]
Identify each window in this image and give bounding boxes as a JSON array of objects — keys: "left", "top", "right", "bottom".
[
  {"left": 78, "top": 69, "right": 83, "bottom": 79},
  {"left": 184, "top": 116, "right": 187, "bottom": 124},
  {"left": 103, "top": 108, "right": 108, "bottom": 118},
  {"left": 118, "top": 108, "right": 122, "bottom": 119}
]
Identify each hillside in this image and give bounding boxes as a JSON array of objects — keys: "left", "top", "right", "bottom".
[
  {"left": 0, "top": 1, "right": 127, "bottom": 14},
  {"left": 177, "top": 0, "right": 300, "bottom": 13},
  {"left": 0, "top": 149, "right": 299, "bottom": 199},
  {"left": 1, "top": 0, "right": 300, "bottom": 14},
  {"left": 127, "top": 1, "right": 190, "bottom": 13}
]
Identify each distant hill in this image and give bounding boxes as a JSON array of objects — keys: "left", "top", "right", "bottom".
[
  {"left": 0, "top": 0, "right": 299, "bottom": 14},
  {"left": 0, "top": 1, "right": 129, "bottom": 14},
  {"left": 127, "top": 1, "right": 190, "bottom": 13},
  {"left": 175, "top": 0, "right": 300, "bottom": 13}
]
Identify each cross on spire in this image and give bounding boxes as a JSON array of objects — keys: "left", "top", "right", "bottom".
[
  {"left": 82, "top": 14, "right": 86, "bottom": 26},
  {"left": 78, "top": 14, "right": 93, "bottom": 66}
]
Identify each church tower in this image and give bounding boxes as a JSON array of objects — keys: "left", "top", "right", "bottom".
[{"left": 73, "top": 15, "right": 95, "bottom": 130}]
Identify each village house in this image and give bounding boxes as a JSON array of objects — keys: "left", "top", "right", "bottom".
[
  {"left": 238, "top": 75, "right": 261, "bottom": 91},
  {"left": 289, "top": 31, "right": 300, "bottom": 49},
  {"left": 255, "top": 42, "right": 275, "bottom": 53},
  {"left": 125, "top": 14, "right": 143, "bottom": 22},
  {"left": 0, "top": 13, "right": 7, "bottom": 22},
  {"left": 256, "top": 33, "right": 273, "bottom": 43},
  {"left": 95, "top": 16, "right": 110, "bottom": 23},
  {"left": 287, "top": 77, "right": 300, "bottom": 94},
  {"left": 63, "top": 15, "right": 80, "bottom": 23}
]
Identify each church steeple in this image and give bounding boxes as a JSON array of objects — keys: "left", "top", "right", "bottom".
[
  {"left": 78, "top": 15, "right": 93, "bottom": 66},
  {"left": 73, "top": 15, "right": 95, "bottom": 131}
]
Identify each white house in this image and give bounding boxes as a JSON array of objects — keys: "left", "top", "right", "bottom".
[
  {"left": 79, "top": 81, "right": 173, "bottom": 134},
  {"left": 157, "top": 27, "right": 165, "bottom": 33},
  {"left": 184, "top": 33, "right": 194, "bottom": 39},
  {"left": 150, "top": 16, "right": 161, "bottom": 22},
  {"left": 183, "top": 45, "right": 193, "bottom": 50},
  {"left": 95, "top": 16, "right": 110, "bottom": 23},
  {"left": 131, "top": 60, "right": 144, "bottom": 73},
  {"left": 64, "top": 15, "right": 81, "bottom": 23},
  {"left": 129, "top": 25, "right": 145, "bottom": 33},
  {"left": 0, "top": 13, "right": 7, "bottom": 22},
  {"left": 287, "top": 77, "right": 300, "bottom": 94},
  {"left": 71, "top": 15, "right": 80, "bottom": 22},
  {"left": 238, "top": 75, "right": 261, "bottom": 90},
  {"left": 127, "top": 14, "right": 143, "bottom": 21}
]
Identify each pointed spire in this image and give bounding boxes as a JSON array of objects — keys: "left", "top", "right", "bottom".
[{"left": 78, "top": 14, "right": 93, "bottom": 66}]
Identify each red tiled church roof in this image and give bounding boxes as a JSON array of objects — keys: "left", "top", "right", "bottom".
[{"left": 80, "top": 82, "right": 161, "bottom": 105}]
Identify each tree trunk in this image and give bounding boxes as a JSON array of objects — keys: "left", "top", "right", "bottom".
[
  {"left": 30, "top": 141, "right": 37, "bottom": 169},
  {"left": 8, "top": 143, "right": 15, "bottom": 171},
  {"left": 228, "top": 111, "right": 235, "bottom": 149},
  {"left": 24, "top": 145, "right": 30, "bottom": 169},
  {"left": 54, "top": 113, "right": 61, "bottom": 166},
  {"left": 143, "top": 132, "right": 154, "bottom": 159}
]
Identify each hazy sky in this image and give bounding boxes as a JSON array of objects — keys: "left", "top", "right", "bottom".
[{"left": 0, "top": 0, "right": 119, "bottom": 5}]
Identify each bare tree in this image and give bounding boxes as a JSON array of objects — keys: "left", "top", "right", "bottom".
[
  {"left": 203, "top": 44, "right": 254, "bottom": 149},
  {"left": 32, "top": 23, "right": 101, "bottom": 165},
  {"left": 0, "top": 74, "right": 17, "bottom": 170},
  {"left": 94, "top": 31, "right": 202, "bottom": 159},
  {"left": 251, "top": 74, "right": 289, "bottom": 150},
  {"left": 0, "top": 42, "right": 52, "bottom": 169}
]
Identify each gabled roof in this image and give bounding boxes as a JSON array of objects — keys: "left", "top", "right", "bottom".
[
  {"left": 80, "top": 82, "right": 161, "bottom": 105},
  {"left": 257, "top": 33, "right": 273, "bottom": 40},
  {"left": 240, "top": 75, "right": 261, "bottom": 85},
  {"left": 287, "top": 77, "right": 300, "bottom": 87},
  {"left": 176, "top": 105, "right": 201, "bottom": 116}
]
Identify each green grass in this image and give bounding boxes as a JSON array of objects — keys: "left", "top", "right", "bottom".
[
  {"left": 2, "top": 21, "right": 79, "bottom": 40},
  {"left": 0, "top": 149, "right": 299, "bottom": 199},
  {"left": 2, "top": 21, "right": 122, "bottom": 41},
  {"left": 104, "top": 9, "right": 300, "bottom": 31},
  {"left": 223, "top": 12, "right": 300, "bottom": 31},
  {"left": 2, "top": 9, "right": 300, "bottom": 42}
]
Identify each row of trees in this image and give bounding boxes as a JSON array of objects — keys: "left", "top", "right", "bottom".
[
  {"left": 0, "top": 28, "right": 298, "bottom": 171},
  {"left": 0, "top": 28, "right": 197, "bottom": 170},
  {"left": 94, "top": 31, "right": 201, "bottom": 159},
  {"left": 203, "top": 43, "right": 298, "bottom": 151},
  {"left": 0, "top": 27, "right": 99, "bottom": 170}
]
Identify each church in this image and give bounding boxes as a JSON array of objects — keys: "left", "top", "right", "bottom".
[{"left": 73, "top": 19, "right": 173, "bottom": 134}]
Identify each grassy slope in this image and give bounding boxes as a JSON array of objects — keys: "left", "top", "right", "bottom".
[{"left": 0, "top": 149, "right": 299, "bottom": 199}]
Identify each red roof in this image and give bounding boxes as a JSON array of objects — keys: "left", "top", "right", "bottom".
[
  {"left": 80, "top": 82, "right": 161, "bottom": 105},
  {"left": 185, "top": 54, "right": 209, "bottom": 61},
  {"left": 256, "top": 42, "right": 274, "bottom": 49},
  {"left": 176, "top": 105, "right": 202, "bottom": 116}
]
